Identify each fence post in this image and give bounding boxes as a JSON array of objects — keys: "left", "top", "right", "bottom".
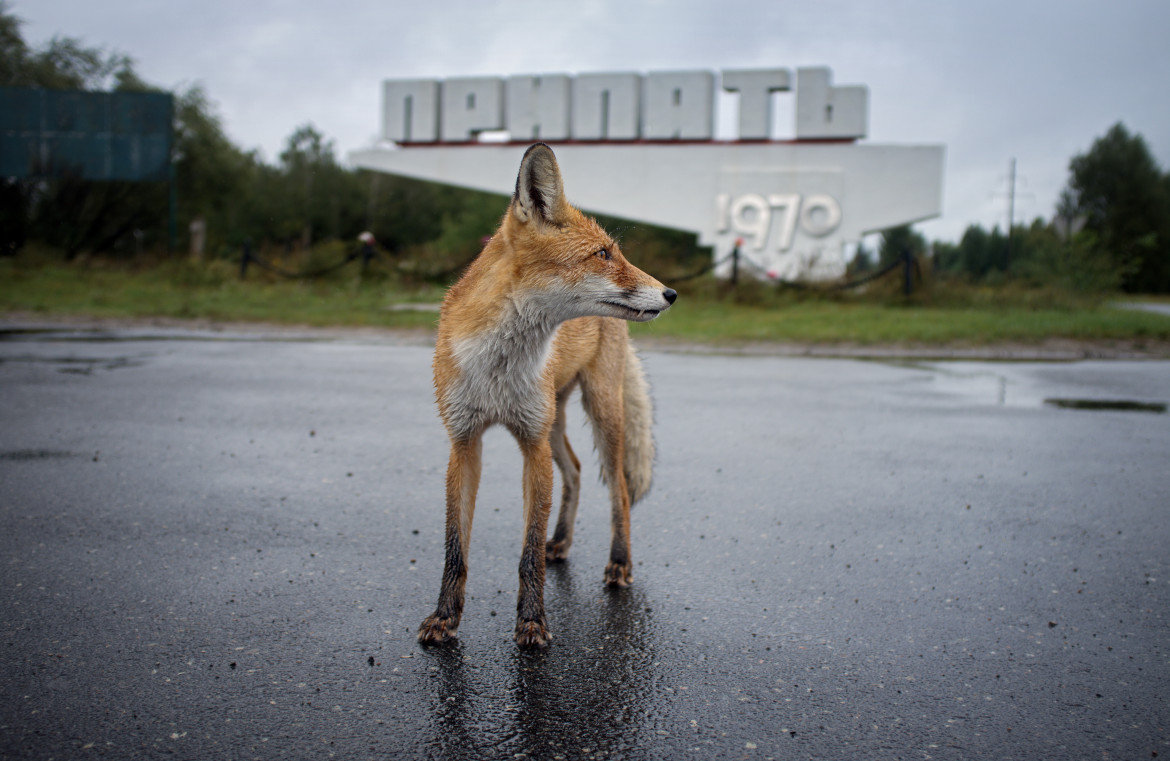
[
  {"left": 168, "top": 161, "right": 177, "bottom": 254},
  {"left": 731, "top": 238, "right": 742, "bottom": 286},
  {"left": 358, "top": 232, "right": 376, "bottom": 277},
  {"left": 240, "top": 240, "right": 252, "bottom": 279},
  {"left": 361, "top": 242, "right": 374, "bottom": 274},
  {"left": 902, "top": 247, "right": 913, "bottom": 296}
]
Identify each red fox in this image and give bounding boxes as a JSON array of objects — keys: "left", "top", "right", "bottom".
[{"left": 418, "top": 143, "right": 676, "bottom": 648}]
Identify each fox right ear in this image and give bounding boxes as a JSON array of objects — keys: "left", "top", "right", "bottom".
[{"left": 513, "top": 143, "right": 567, "bottom": 226}]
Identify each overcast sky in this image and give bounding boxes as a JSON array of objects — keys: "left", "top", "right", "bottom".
[{"left": 13, "top": 0, "right": 1170, "bottom": 243}]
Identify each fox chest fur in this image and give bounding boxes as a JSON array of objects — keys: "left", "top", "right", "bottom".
[
  {"left": 438, "top": 299, "right": 562, "bottom": 441},
  {"left": 436, "top": 287, "right": 615, "bottom": 441}
]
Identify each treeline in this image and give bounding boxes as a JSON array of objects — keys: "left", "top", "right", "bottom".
[
  {"left": 0, "top": 5, "right": 572, "bottom": 275},
  {"left": 3, "top": 5, "right": 1168, "bottom": 292},
  {"left": 856, "top": 123, "right": 1170, "bottom": 293}
]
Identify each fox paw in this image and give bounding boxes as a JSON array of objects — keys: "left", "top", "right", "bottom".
[
  {"left": 546, "top": 538, "right": 571, "bottom": 562},
  {"left": 417, "top": 614, "right": 459, "bottom": 645},
  {"left": 514, "top": 619, "right": 551, "bottom": 649},
  {"left": 604, "top": 562, "right": 633, "bottom": 588}
]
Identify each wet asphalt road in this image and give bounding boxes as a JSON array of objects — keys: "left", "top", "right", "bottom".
[{"left": 1, "top": 325, "right": 1168, "bottom": 760}]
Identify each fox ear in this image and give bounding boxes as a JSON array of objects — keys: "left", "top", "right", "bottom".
[{"left": 513, "top": 143, "right": 567, "bottom": 226}]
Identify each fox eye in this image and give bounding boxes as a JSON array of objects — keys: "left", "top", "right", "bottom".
[{"left": 595, "top": 248, "right": 612, "bottom": 261}]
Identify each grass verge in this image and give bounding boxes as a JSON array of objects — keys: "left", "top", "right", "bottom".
[
  {"left": 0, "top": 254, "right": 444, "bottom": 332},
  {"left": 628, "top": 299, "right": 1170, "bottom": 346},
  {"left": 2, "top": 252, "right": 1169, "bottom": 348}
]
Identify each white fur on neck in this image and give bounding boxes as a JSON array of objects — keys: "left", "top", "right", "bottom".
[{"left": 446, "top": 291, "right": 567, "bottom": 441}]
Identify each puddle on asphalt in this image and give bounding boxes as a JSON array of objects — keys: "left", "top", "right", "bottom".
[
  {"left": 0, "top": 327, "right": 201, "bottom": 344},
  {"left": 0, "top": 449, "right": 74, "bottom": 461},
  {"left": 0, "top": 326, "right": 423, "bottom": 347},
  {"left": 881, "top": 361, "right": 1013, "bottom": 406},
  {"left": 881, "top": 360, "right": 1169, "bottom": 412},
  {"left": 0, "top": 354, "right": 146, "bottom": 373},
  {"left": 1044, "top": 398, "right": 1167, "bottom": 413}
]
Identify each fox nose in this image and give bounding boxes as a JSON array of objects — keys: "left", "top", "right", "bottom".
[{"left": 662, "top": 288, "right": 677, "bottom": 305}]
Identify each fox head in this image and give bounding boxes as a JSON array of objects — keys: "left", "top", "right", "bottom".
[{"left": 501, "top": 143, "right": 676, "bottom": 323}]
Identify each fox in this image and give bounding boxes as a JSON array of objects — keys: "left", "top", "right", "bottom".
[{"left": 417, "top": 143, "right": 676, "bottom": 648}]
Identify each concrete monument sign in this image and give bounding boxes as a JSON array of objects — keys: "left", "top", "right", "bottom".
[{"left": 350, "top": 67, "right": 944, "bottom": 281}]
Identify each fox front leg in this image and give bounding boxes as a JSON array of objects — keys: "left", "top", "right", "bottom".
[
  {"left": 418, "top": 437, "right": 482, "bottom": 645},
  {"left": 515, "top": 436, "right": 555, "bottom": 648}
]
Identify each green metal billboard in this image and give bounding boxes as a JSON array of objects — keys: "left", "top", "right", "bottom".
[{"left": 0, "top": 86, "right": 173, "bottom": 181}]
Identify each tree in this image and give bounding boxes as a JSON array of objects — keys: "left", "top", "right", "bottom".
[
  {"left": 0, "top": 3, "right": 28, "bottom": 85},
  {"left": 1011, "top": 220, "right": 1122, "bottom": 293},
  {"left": 1, "top": 4, "right": 167, "bottom": 256},
  {"left": 171, "top": 85, "right": 257, "bottom": 252},
  {"left": 0, "top": 3, "right": 142, "bottom": 91},
  {"left": 1062, "top": 123, "right": 1170, "bottom": 292},
  {"left": 959, "top": 224, "right": 1007, "bottom": 279},
  {"left": 846, "top": 241, "right": 875, "bottom": 276},
  {"left": 877, "top": 224, "right": 927, "bottom": 268},
  {"left": 263, "top": 123, "right": 366, "bottom": 248}
]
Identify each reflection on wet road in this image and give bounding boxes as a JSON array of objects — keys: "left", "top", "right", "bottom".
[{"left": 423, "top": 580, "right": 659, "bottom": 759}]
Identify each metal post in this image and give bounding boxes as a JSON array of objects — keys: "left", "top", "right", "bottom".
[
  {"left": 903, "top": 248, "right": 913, "bottom": 296},
  {"left": 359, "top": 232, "right": 376, "bottom": 278},
  {"left": 361, "top": 242, "right": 373, "bottom": 274},
  {"left": 731, "top": 240, "right": 740, "bottom": 286},
  {"left": 240, "top": 240, "right": 252, "bottom": 279},
  {"left": 168, "top": 161, "right": 177, "bottom": 254}
]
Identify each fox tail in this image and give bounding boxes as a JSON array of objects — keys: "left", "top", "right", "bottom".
[{"left": 622, "top": 341, "right": 656, "bottom": 505}]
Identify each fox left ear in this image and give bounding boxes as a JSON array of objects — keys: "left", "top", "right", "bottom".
[{"left": 513, "top": 143, "right": 568, "bottom": 226}]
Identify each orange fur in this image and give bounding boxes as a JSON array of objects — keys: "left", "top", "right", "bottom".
[{"left": 418, "top": 144, "right": 675, "bottom": 648}]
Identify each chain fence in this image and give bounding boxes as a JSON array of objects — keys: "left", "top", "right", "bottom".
[{"left": 666, "top": 244, "right": 922, "bottom": 295}]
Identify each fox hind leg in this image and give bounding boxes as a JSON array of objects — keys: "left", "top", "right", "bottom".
[
  {"left": 546, "top": 390, "right": 581, "bottom": 562},
  {"left": 581, "top": 374, "right": 634, "bottom": 588}
]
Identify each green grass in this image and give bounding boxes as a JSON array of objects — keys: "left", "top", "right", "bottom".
[
  {"left": 3, "top": 252, "right": 1169, "bottom": 347},
  {"left": 0, "top": 254, "right": 444, "bottom": 331},
  {"left": 628, "top": 299, "right": 1170, "bottom": 345}
]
